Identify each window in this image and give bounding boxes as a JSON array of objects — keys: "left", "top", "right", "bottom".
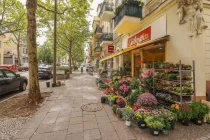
[
  {"left": 0, "top": 70, "right": 4, "bottom": 78},
  {"left": 4, "top": 70, "right": 16, "bottom": 78}
]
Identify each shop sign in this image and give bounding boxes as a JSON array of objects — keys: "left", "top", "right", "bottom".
[
  {"left": 128, "top": 26, "right": 151, "bottom": 48},
  {"left": 108, "top": 45, "right": 114, "bottom": 53}
]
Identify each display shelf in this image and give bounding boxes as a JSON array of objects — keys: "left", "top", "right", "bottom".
[
  {"left": 155, "top": 69, "right": 193, "bottom": 72},
  {"left": 155, "top": 89, "right": 193, "bottom": 97},
  {"left": 152, "top": 60, "right": 196, "bottom": 105},
  {"left": 156, "top": 79, "right": 193, "bottom": 84}
]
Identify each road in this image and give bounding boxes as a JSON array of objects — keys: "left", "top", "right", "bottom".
[{"left": 0, "top": 71, "right": 49, "bottom": 103}]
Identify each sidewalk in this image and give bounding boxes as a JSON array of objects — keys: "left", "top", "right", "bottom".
[{"left": 12, "top": 72, "right": 210, "bottom": 140}]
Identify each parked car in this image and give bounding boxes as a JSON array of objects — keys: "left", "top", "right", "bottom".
[
  {"left": 38, "top": 66, "right": 52, "bottom": 79},
  {"left": 0, "top": 68, "right": 28, "bottom": 95},
  {"left": 18, "top": 63, "right": 29, "bottom": 71}
]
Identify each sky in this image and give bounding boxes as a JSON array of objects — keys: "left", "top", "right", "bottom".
[{"left": 19, "top": 0, "right": 103, "bottom": 45}]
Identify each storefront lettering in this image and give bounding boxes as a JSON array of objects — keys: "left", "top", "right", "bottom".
[{"left": 128, "top": 26, "right": 151, "bottom": 48}]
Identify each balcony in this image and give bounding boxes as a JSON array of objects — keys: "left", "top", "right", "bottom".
[
  {"left": 94, "top": 26, "right": 102, "bottom": 38},
  {"left": 114, "top": 3, "right": 143, "bottom": 34},
  {"left": 99, "top": 33, "right": 113, "bottom": 47},
  {"left": 99, "top": 2, "right": 114, "bottom": 21}
]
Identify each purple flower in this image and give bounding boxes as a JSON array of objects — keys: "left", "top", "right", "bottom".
[{"left": 136, "top": 93, "right": 157, "bottom": 106}]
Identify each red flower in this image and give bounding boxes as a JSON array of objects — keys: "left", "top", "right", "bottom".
[{"left": 133, "top": 105, "right": 139, "bottom": 111}]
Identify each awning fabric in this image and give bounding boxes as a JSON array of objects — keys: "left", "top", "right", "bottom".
[{"left": 100, "top": 35, "right": 169, "bottom": 62}]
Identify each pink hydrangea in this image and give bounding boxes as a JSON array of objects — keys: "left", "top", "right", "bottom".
[
  {"left": 140, "top": 69, "right": 154, "bottom": 79},
  {"left": 119, "top": 84, "right": 130, "bottom": 92},
  {"left": 136, "top": 93, "right": 157, "bottom": 106}
]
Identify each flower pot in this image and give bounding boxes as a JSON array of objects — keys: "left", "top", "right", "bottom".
[
  {"left": 46, "top": 82, "right": 50, "bottom": 88},
  {"left": 137, "top": 120, "right": 147, "bottom": 129},
  {"left": 116, "top": 114, "right": 121, "bottom": 118},
  {"left": 149, "top": 128, "right": 160, "bottom": 136},
  {"left": 192, "top": 118, "right": 203, "bottom": 125},
  {"left": 180, "top": 120, "right": 189, "bottom": 126},
  {"left": 125, "top": 121, "right": 131, "bottom": 126},
  {"left": 162, "top": 129, "right": 169, "bottom": 135},
  {"left": 101, "top": 96, "right": 106, "bottom": 103},
  {"left": 170, "top": 120, "right": 176, "bottom": 130},
  {"left": 108, "top": 102, "right": 112, "bottom": 107},
  {"left": 113, "top": 110, "right": 116, "bottom": 114}
]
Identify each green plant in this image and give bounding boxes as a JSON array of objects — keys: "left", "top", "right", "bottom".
[
  {"left": 112, "top": 106, "right": 117, "bottom": 111},
  {"left": 100, "top": 84, "right": 110, "bottom": 89},
  {"left": 128, "top": 89, "right": 142, "bottom": 106},
  {"left": 122, "top": 106, "right": 135, "bottom": 121},
  {"left": 189, "top": 102, "right": 210, "bottom": 119},
  {"left": 177, "top": 104, "right": 192, "bottom": 122},
  {"left": 130, "top": 78, "right": 140, "bottom": 89},
  {"left": 116, "top": 108, "right": 122, "bottom": 115},
  {"left": 145, "top": 115, "right": 165, "bottom": 130}
]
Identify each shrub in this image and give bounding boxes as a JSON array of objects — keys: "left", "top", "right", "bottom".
[{"left": 189, "top": 102, "right": 210, "bottom": 119}]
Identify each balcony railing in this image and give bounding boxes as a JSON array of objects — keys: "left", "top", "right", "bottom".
[
  {"left": 95, "top": 26, "right": 102, "bottom": 34},
  {"left": 99, "top": 2, "right": 114, "bottom": 17},
  {"left": 99, "top": 33, "right": 113, "bottom": 44},
  {"left": 114, "top": 4, "right": 143, "bottom": 27}
]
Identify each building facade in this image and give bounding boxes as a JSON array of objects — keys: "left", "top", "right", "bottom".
[
  {"left": 0, "top": 35, "right": 5, "bottom": 65},
  {"left": 3, "top": 34, "right": 28, "bottom": 65},
  {"left": 94, "top": 0, "right": 210, "bottom": 101}
]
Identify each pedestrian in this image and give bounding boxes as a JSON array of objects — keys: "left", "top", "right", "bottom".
[{"left": 81, "top": 66, "right": 83, "bottom": 73}]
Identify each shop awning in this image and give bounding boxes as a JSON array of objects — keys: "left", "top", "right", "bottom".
[{"left": 100, "top": 35, "right": 169, "bottom": 62}]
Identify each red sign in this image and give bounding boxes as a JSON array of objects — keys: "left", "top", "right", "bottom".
[
  {"left": 128, "top": 26, "right": 151, "bottom": 48},
  {"left": 108, "top": 46, "right": 114, "bottom": 53}
]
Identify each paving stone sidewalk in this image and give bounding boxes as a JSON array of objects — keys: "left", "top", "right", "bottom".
[{"left": 12, "top": 72, "right": 210, "bottom": 140}]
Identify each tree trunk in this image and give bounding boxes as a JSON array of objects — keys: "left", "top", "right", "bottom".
[
  {"left": 69, "top": 41, "right": 72, "bottom": 74},
  {"left": 17, "top": 42, "right": 21, "bottom": 66},
  {"left": 26, "top": 0, "right": 41, "bottom": 104}
]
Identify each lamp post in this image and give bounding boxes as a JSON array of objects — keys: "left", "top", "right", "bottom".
[{"left": 53, "top": 0, "right": 57, "bottom": 85}]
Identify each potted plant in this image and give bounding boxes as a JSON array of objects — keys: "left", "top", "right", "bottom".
[
  {"left": 177, "top": 104, "right": 192, "bottom": 126},
  {"left": 162, "top": 108, "right": 177, "bottom": 130},
  {"left": 135, "top": 112, "right": 147, "bottom": 129},
  {"left": 116, "top": 108, "right": 122, "bottom": 118},
  {"left": 112, "top": 105, "right": 117, "bottom": 114},
  {"left": 145, "top": 115, "right": 165, "bottom": 136},
  {"left": 122, "top": 106, "right": 135, "bottom": 126},
  {"left": 136, "top": 93, "right": 158, "bottom": 109},
  {"left": 189, "top": 102, "right": 210, "bottom": 125}
]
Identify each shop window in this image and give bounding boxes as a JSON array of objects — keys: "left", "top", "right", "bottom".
[
  {"left": 122, "top": 54, "right": 131, "bottom": 76},
  {"left": 143, "top": 46, "right": 165, "bottom": 68}
]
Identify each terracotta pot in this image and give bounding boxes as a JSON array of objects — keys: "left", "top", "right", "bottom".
[{"left": 116, "top": 114, "right": 121, "bottom": 118}]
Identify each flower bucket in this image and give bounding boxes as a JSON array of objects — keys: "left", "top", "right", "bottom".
[
  {"left": 137, "top": 120, "right": 147, "bottom": 129},
  {"left": 125, "top": 121, "right": 131, "bottom": 126},
  {"left": 101, "top": 96, "right": 106, "bottom": 103},
  {"left": 192, "top": 118, "right": 203, "bottom": 125},
  {"left": 108, "top": 102, "right": 112, "bottom": 107},
  {"left": 170, "top": 120, "right": 176, "bottom": 130},
  {"left": 149, "top": 128, "right": 160, "bottom": 136}
]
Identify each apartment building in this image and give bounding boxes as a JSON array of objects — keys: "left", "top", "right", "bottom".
[
  {"left": 3, "top": 34, "right": 28, "bottom": 65},
  {"left": 96, "top": 0, "right": 210, "bottom": 101}
]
